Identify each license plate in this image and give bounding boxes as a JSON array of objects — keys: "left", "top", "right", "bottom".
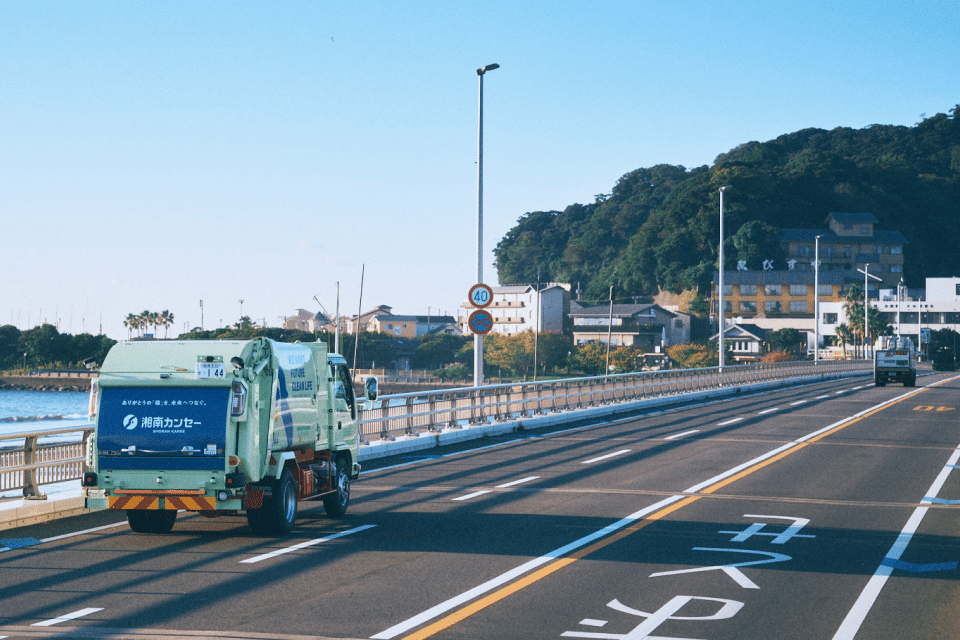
[{"left": 196, "top": 362, "right": 225, "bottom": 379}]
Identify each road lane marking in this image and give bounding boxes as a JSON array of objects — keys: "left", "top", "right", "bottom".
[
  {"left": 32, "top": 608, "right": 103, "bottom": 626},
  {"left": 758, "top": 407, "right": 780, "bottom": 415},
  {"left": 833, "top": 445, "right": 960, "bottom": 640},
  {"left": 453, "top": 491, "right": 492, "bottom": 501},
  {"left": 240, "top": 525, "right": 375, "bottom": 564},
  {"left": 1, "top": 521, "right": 129, "bottom": 554},
  {"left": 789, "top": 400, "right": 807, "bottom": 406},
  {"left": 664, "top": 430, "right": 699, "bottom": 440},
  {"left": 717, "top": 417, "right": 744, "bottom": 426},
  {"left": 582, "top": 450, "right": 631, "bottom": 464},
  {"left": 816, "top": 395, "right": 831, "bottom": 399},
  {"left": 378, "top": 378, "right": 954, "bottom": 640},
  {"left": 496, "top": 477, "right": 539, "bottom": 488}
]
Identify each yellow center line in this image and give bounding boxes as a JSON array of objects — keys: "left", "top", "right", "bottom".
[{"left": 402, "top": 381, "right": 945, "bottom": 639}]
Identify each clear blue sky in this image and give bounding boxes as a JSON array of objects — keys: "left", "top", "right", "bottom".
[{"left": 2, "top": 1, "right": 958, "bottom": 340}]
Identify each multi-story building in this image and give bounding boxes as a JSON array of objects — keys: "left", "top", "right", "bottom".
[
  {"left": 780, "top": 212, "right": 907, "bottom": 289},
  {"left": 371, "top": 315, "right": 458, "bottom": 339},
  {"left": 570, "top": 303, "right": 690, "bottom": 352}
]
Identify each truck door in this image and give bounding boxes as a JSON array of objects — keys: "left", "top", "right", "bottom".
[{"left": 329, "top": 362, "right": 358, "bottom": 445}]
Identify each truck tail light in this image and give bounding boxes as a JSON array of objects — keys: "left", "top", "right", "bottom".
[
  {"left": 230, "top": 381, "right": 247, "bottom": 417},
  {"left": 88, "top": 379, "right": 99, "bottom": 420}
]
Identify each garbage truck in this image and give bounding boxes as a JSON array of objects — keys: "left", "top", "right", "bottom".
[
  {"left": 874, "top": 336, "right": 917, "bottom": 387},
  {"left": 82, "top": 338, "right": 376, "bottom": 534}
]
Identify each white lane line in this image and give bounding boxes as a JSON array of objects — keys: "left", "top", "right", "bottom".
[
  {"left": 835, "top": 389, "right": 847, "bottom": 394},
  {"left": 664, "top": 430, "right": 699, "bottom": 440},
  {"left": 32, "top": 608, "right": 104, "bottom": 627},
  {"left": 582, "top": 450, "right": 631, "bottom": 464},
  {"left": 816, "top": 395, "right": 831, "bottom": 399},
  {"left": 496, "top": 477, "right": 539, "bottom": 488},
  {"left": 789, "top": 400, "right": 807, "bottom": 406},
  {"left": 371, "top": 494, "right": 688, "bottom": 639},
  {"left": 453, "top": 490, "right": 492, "bottom": 501},
  {"left": 1, "top": 521, "right": 129, "bottom": 554},
  {"left": 833, "top": 445, "right": 960, "bottom": 639},
  {"left": 758, "top": 407, "right": 780, "bottom": 415},
  {"left": 717, "top": 417, "right": 744, "bottom": 426},
  {"left": 240, "top": 525, "right": 376, "bottom": 564}
]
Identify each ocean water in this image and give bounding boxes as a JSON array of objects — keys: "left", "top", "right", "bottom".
[
  {"left": 0, "top": 389, "right": 90, "bottom": 436},
  {"left": 0, "top": 389, "right": 91, "bottom": 499}
]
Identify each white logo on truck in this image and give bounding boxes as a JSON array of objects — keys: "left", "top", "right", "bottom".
[{"left": 123, "top": 414, "right": 138, "bottom": 430}]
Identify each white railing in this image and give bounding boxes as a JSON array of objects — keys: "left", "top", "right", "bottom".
[
  {"left": 0, "top": 426, "right": 93, "bottom": 498},
  {"left": 357, "top": 359, "right": 871, "bottom": 442},
  {"left": 0, "top": 360, "right": 871, "bottom": 495}
]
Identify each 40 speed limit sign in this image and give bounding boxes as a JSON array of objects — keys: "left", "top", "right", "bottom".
[{"left": 468, "top": 283, "right": 493, "bottom": 308}]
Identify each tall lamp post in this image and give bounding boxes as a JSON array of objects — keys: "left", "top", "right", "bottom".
[
  {"left": 814, "top": 235, "right": 821, "bottom": 363},
  {"left": 718, "top": 186, "right": 730, "bottom": 370},
  {"left": 857, "top": 264, "right": 881, "bottom": 359},
  {"left": 475, "top": 63, "right": 499, "bottom": 387}
]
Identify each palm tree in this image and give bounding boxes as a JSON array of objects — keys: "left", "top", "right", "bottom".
[
  {"left": 835, "top": 323, "right": 853, "bottom": 360},
  {"left": 160, "top": 310, "right": 174, "bottom": 339},
  {"left": 123, "top": 313, "right": 136, "bottom": 340}
]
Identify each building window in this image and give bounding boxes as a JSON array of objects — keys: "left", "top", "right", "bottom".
[
  {"left": 739, "top": 301, "right": 757, "bottom": 313},
  {"left": 818, "top": 284, "right": 833, "bottom": 296},
  {"left": 740, "top": 284, "right": 757, "bottom": 296},
  {"left": 765, "top": 301, "right": 782, "bottom": 313},
  {"left": 723, "top": 285, "right": 733, "bottom": 295},
  {"left": 790, "top": 301, "right": 807, "bottom": 313},
  {"left": 723, "top": 301, "right": 733, "bottom": 312},
  {"left": 765, "top": 284, "right": 781, "bottom": 296},
  {"left": 789, "top": 284, "right": 807, "bottom": 296},
  {"left": 799, "top": 245, "right": 812, "bottom": 258},
  {"left": 860, "top": 226, "right": 870, "bottom": 234},
  {"left": 890, "top": 246, "right": 903, "bottom": 254},
  {"left": 890, "top": 265, "right": 903, "bottom": 273},
  {"left": 824, "top": 313, "right": 838, "bottom": 325}
]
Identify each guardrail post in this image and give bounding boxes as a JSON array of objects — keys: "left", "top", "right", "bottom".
[
  {"left": 404, "top": 397, "right": 419, "bottom": 437},
  {"left": 22, "top": 435, "right": 47, "bottom": 500}
]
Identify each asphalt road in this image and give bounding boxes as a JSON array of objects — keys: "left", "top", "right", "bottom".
[{"left": 2, "top": 372, "right": 959, "bottom": 640}]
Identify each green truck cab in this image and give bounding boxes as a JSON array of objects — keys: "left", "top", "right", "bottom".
[{"left": 82, "top": 338, "right": 376, "bottom": 534}]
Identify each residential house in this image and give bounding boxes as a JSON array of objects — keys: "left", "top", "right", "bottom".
[{"left": 570, "top": 303, "right": 690, "bottom": 352}]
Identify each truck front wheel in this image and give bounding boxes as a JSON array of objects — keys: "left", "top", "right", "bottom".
[
  {"left": 259, "top": 468, "right": 298, "bottom": 534},
  {"left": 127, "top": 509, "right": 177, "bottom": 533},
  {"left": 323, "top": 456, "right": 350, "bottom": 518}
]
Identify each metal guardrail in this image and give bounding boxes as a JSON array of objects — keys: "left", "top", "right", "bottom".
[
  {"left": 0, "top": 360, "right": 871, "bottom": 497},
  {"left": 0, "top": 426, "right": 93, "bottom": 499},
  {"left": 357, "top": 359, "right": 872, "bottom": 443}
]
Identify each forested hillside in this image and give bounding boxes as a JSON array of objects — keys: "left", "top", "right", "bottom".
[{"left": 494, "top": 106, "right": 960, "bottom": 303}]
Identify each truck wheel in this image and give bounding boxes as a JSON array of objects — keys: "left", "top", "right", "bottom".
[
  {"left": 127, "top": 510, "right": 177, "bottom": 533},
  {"left": 323, "top": 456, "right": 350, "bottom": 518},
  {"left": 261, "top": 468, "right": 298, "bottom": 534}
]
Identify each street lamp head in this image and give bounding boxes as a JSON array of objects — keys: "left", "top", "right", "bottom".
[
  {"left": 477, "top": 63, "right": 500, "bottom": 75},
  {"left": 719, "top": 185, "right": 731, "bottom": 192}
]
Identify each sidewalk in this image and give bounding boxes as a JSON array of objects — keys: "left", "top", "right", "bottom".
[{"left": 0, "top": 486, "right": 92, "bottom": 531}]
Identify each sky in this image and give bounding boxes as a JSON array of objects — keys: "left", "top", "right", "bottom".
[{"left": 2, "top": 1, "right": 958, "bottom": 341}]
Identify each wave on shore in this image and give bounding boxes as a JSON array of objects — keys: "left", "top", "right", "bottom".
[{"left": 1, "top": 414, "right": 86, "bottom": 423}]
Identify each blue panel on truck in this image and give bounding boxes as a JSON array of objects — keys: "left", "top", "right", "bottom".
[{"left": 97, "top": 387, "right": 230, "bottom": 470}]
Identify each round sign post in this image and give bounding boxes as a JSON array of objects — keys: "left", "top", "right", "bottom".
[
  {"left": 469, "top": 283, "right": 493, "bottom": 309},
  {"left": 468, "top": 309, "right": 494, "bottom": 335}
]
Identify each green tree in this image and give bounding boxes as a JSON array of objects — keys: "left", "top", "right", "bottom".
[
  {"left": 569, "top": 342, "right": 608, "bottom": 375},
  {"left": 729, "top": 220, "right": 787, "bottom": 271},
  {"left": 411, "top": 334, "right": 470, "bottom": 370},
  {"left": 768, "top": 328, "right": 804, "bottom": 355}
]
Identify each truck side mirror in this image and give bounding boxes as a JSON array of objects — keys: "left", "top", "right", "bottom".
[{"left": 364, "top": 376, "right": 378, "bottom": 401}]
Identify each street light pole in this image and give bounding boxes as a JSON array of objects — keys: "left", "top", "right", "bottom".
[
  {"left": 718, "top": 186, "right": 730, "bottom": 370},
  {"left": 474, "top": 62, "right": 499, "bottom": 387},
  {"left": 814, "top": 235, "right": 821, "bottom": 363},
  {"left": 857, "top": 264, "right": 881, "bottom": 359}
]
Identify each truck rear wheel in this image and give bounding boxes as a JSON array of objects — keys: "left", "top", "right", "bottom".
[
  {"left": 259, "top": 468, "right": 298, "bottom": 534},
  {"left": 323, "top": 456, "right": 350, "bottom": 517},
  {"left": 127, "top": 509, "right": 177, "bottom": 534}
]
